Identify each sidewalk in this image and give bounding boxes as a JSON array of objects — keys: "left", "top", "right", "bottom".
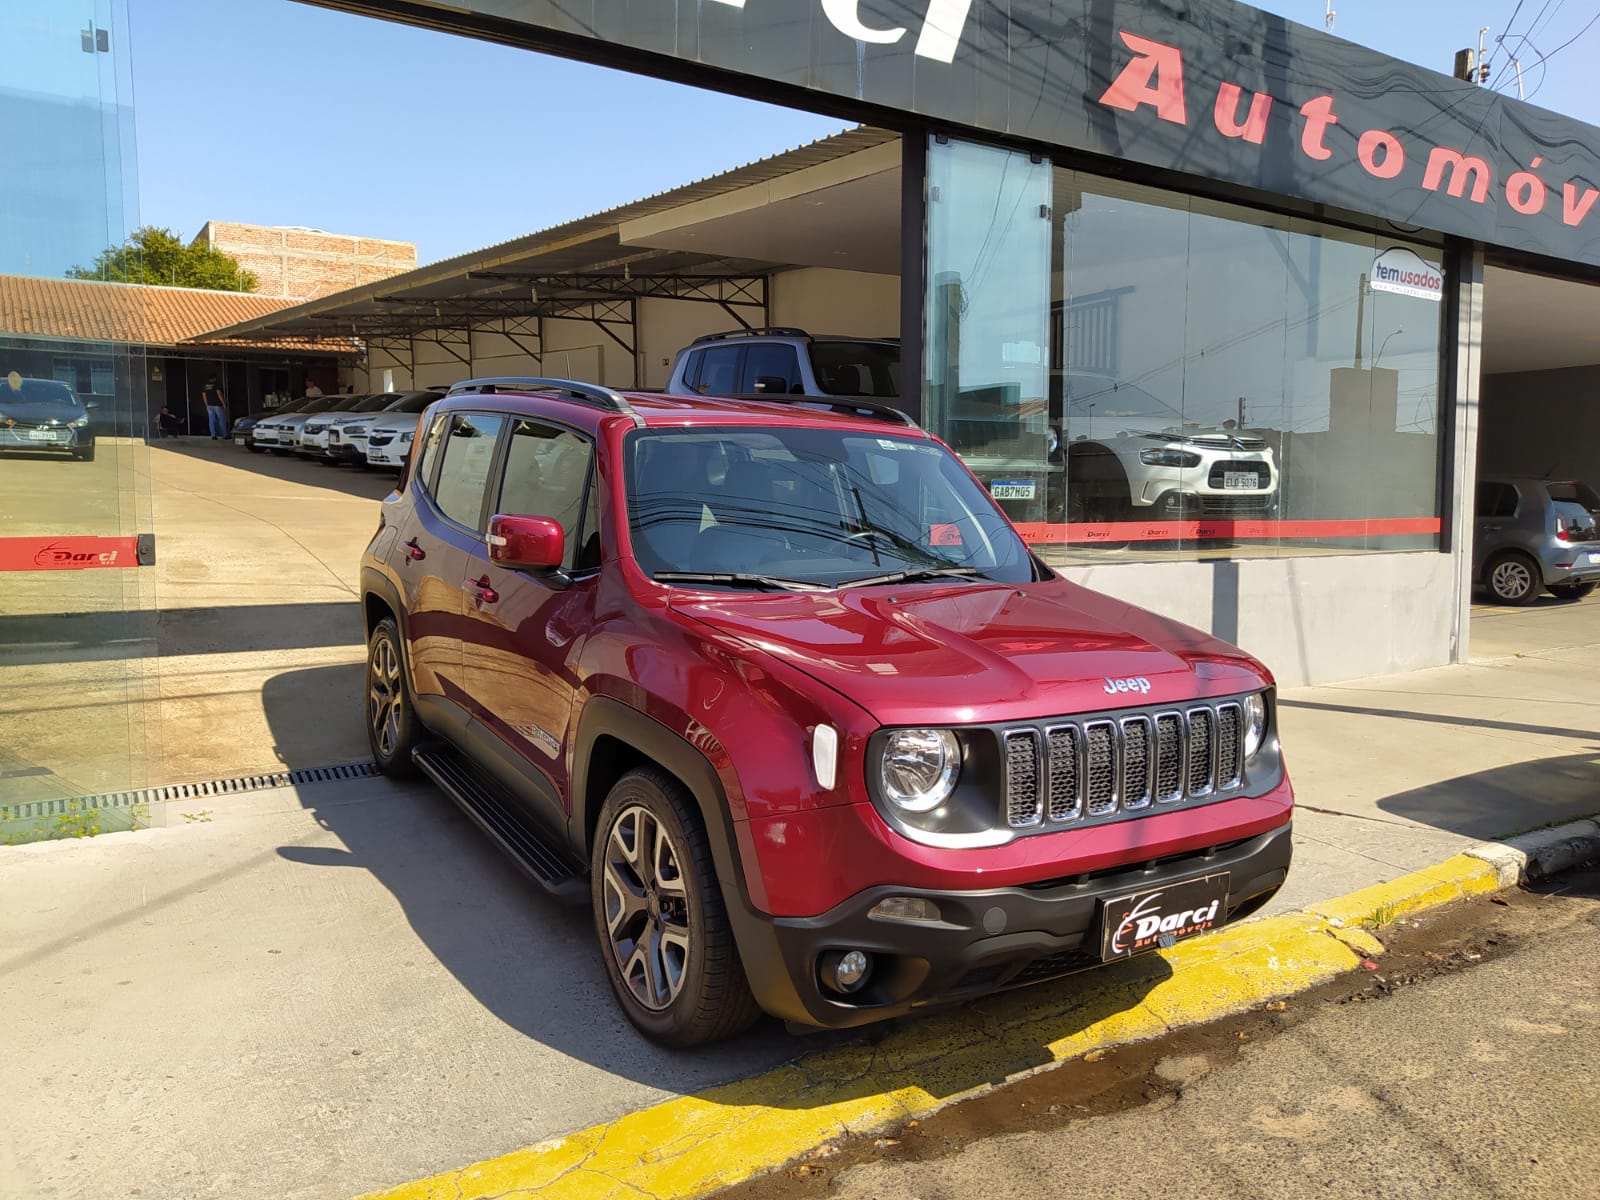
[{"left": 2, "top": 602, "right": 1597, "bottom": 1200}]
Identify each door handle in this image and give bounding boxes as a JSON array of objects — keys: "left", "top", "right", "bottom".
[
  {"left": 403, "top": 537, "right": 425, "bottom": 561},
  {"left": 466, "top": 576, "right": 499, "bottom": 604}
]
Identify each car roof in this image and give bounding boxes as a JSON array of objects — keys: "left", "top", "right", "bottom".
[{"left": 436, "top": 379, "right": 925, "bottom": 437}]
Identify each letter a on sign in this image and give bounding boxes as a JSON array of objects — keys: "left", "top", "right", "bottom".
[{"left": 1099, "top": 32, "right": 1187, "bottom": 124}]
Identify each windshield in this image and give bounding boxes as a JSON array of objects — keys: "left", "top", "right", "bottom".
[
  {"left": 626, "top": 426, "right": 1035, "bottom": 590},
  {"left": 809, "top": 342, "right": 900, "bottom": 398},
  {"left": 0, "top": 377, "right": 78, "bottom": 406},
  {"left": 350, "top": 393, "right": 398, "bottom": 413}
]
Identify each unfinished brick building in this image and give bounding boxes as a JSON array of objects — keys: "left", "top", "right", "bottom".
[{"left": 191, "top": 221, "right": 417, "bottom": 301}]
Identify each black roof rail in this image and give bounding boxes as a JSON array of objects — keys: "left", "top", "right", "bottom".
[
  {"left": 740, "top": 394, "right": 921, "bottom": 428},
  {"left": 690, "top": 326, "right": 811, "bottom": 345},
  {"left": 444, "top": 377, "right": 643, "bottom": 427}
]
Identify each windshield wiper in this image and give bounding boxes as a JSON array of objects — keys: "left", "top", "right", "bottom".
[
  {"left": 653, "top": 571, "right": 829, "bottom": 592},
  {"left": 843, "top": 566, "right": 984, "bottom": 588}
]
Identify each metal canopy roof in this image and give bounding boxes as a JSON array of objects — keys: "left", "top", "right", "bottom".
[{"left": 194, "top": 127, "right": 897, "bottom": 349}]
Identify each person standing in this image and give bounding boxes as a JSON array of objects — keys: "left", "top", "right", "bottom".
[
  {"left": 201, "top": 376, "right": 228, "bottom": 440},
  {"left": 304, "top": 380, "right": 324, "bottom": 399}
]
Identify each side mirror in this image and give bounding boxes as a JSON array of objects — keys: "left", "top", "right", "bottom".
[
  {"left": 752, "top": 375, "right": 789, "bottom": 394},
  {"left": 488, "top": 514, "right": 564, "bottom": 571}
]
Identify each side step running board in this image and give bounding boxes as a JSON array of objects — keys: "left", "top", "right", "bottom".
[{"left": 413, "top": 742, "right": 587, "bottom": 904}]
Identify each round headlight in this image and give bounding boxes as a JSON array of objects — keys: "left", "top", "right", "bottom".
[
  {"left": 881, "top": 729, "right": 960, "bottom": 813},
  {"left": 1243, "top": 693, "right": 1267, "bottom": 760}
]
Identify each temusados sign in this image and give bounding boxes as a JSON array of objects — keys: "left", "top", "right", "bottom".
[
  {"left": 1370, "top": 248, "right": 1444, "bottom": 303},
  {"left": 348, "top": 0, "right": 1600, "bottom": 267}
]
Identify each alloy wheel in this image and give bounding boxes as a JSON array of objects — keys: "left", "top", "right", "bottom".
[
  {"left": 601, "top": 804, "right": 691, "bottom": 1011},
  {"left": 367, "top": 634, "right": 403, "bottom": 758},
  {"left": 1491, "top": 558, "right": 1534, "bottom": 601}
]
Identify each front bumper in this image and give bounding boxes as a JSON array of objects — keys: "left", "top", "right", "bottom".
[
  {"left": 366, "top": 439, "right": 407, "bottom": 466},
  {"left": 0, "top": 426, "right": 88, "bottom": 451},
  {"left": 736, "top": 821, "right": 1292, "bottom": 1030}
]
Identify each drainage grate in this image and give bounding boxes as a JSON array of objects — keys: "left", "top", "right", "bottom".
[{"left": 0, "top": 761, "right": 382, "bottom": 822}]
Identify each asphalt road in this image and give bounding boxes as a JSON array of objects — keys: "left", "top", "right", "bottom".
[{"left": 731, "top": 864, "right": 1600, "bottom": 1200}]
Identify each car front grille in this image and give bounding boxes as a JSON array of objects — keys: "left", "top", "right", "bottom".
[
  {"left": 368, "top": 432, "right": 395, "bottom": 447},
  {"left": 1003, "top": 700, "right": 1245, "bottom": 831}
]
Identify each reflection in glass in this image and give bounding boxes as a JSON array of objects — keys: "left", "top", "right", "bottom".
[{"left": 924, "top": 139, "right": 1053, "bottom": 525}]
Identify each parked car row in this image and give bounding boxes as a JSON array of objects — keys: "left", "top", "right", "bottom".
[{"left": 233, "top": 390, "right": 443, "bottom": 467}]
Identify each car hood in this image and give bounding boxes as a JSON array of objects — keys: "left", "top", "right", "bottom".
[
  {"left": 670, "top": 575, "right": 1267, "bottom": 726},
  {"left": 0, "top": 400, "right": 86, "bottom": 424},
  {"left": 364, "top": 413, "right": 421, "bottom": 434}
]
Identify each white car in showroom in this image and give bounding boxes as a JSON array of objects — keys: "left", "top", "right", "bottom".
[
  {"left": 363, "top": 391, "right": 445, "bottom": 469},
  {"left": 330, "top": 390, "right": 441, "bottom": 466}
]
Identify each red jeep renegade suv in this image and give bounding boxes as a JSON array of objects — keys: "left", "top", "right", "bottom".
[{"left": 361, "top": 378, "right": 1293, "bottom": 1047}]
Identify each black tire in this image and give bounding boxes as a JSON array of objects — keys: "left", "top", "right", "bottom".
[
  {"left": 246, "top": 442, "right": 264, "bottom": 453},
  {"left": 72, "top": 443, "right": 95, "bottom": 462},
  {"left": 1549, "top": 580, "right": 1597, "bottom": 600},
  {"left": 365, "top": 617, "right": 420, "bottom": 777},
  {"left": 1485, "top": 551, "right": 1542, "bottom": 606},
  {"left": 592, "top": 768, "right": 760, "bottom": 1047}
]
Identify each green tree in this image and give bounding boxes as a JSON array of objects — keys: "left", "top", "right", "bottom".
[{"left": 68, "top": 225, "right": 258, "bottom": 292}]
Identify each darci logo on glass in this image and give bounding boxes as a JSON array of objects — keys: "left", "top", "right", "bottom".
[{"left": 705, "top": 0, "right": 975, "bottom": 64}]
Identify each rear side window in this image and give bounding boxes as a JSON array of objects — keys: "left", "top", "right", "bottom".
[
  {"left": 497, "top": 419, "right": 594, "bottom": 570},
  {"left": 431, "top": 412, "right": 506, "bottom": 530},
  {"left": 697, "top": 346, "right": 741, "bottom": 395},
  {"left": 1475, "top": 481, "right": 1518, "bottom": 519}
]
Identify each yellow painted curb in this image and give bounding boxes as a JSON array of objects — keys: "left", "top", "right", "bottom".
[
  {"left": 360, "top": 860, "right": 1502, "bottom": 1200},
  {"left": 1303, "top": 854, "right": 1502, "bottom": 929}
]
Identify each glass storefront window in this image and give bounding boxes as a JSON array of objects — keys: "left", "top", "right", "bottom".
[
  {"left": 924, "top": 140, "right": 1054, "bottom": 525},
  {"left": 1, "top": 0, "right": 153, "bottom": 843},
  {"left": 924, "top": 136, "right": 1447, "bottom": 564}
]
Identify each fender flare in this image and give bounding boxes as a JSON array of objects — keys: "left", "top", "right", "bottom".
[{"left": 570, "top": 695, "right": 756, "bottom": 906}]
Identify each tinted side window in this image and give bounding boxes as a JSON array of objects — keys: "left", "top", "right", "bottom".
[
  {"left": 497, "top": 419, "right": 594, "bottom": 570},
  {"left": 433, "top": 412, "right": 506, "bottom": 530},
  {"left": 740, "top": 344, "right": 800, "bottom": 393},
  {"left": 415, "top": 412, "right": 450, "bottom": 486},
  {"left": 1475, "top": 481, "right": 1518, "bottom": 519},
  {"left": 697, "top": 346, "right": 741, "bottom": 395}
]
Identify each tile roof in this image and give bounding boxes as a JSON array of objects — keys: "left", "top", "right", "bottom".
[{"left": 0, "top": 275, "right": 348, "bottom": 353}]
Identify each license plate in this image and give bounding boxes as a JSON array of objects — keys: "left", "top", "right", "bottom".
[
  {"left": 1100, "top": 872, "right": 1230, "bottom": 960},
  {"left": 234, "top": 437, "right": 246, "bottom": 446},
  {"left": 990, "top": 480, "right": 1036, "bottom": 500},
  {"left": 27, "top": 429, "right": 61, "bottom": 442},
  {"left": 1222, "top": 471, "right": 1258, "bottom": 490},
  {"left": 1590, "top": 553, "right": 1600, "bottom": 565}
]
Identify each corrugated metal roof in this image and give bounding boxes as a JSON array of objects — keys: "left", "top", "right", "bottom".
[
  {"left": 0, "top": 275, "right": 347, "bottom": 353},
  {"left": 198, "top": 126, "right": 898, "bottom": 343}
]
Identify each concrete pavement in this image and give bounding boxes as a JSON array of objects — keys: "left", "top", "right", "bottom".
[{"left": 2, "top": 441, "right": 1599, "bottom": 1199}]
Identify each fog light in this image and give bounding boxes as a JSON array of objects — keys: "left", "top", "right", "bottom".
[
  {"left": 821, "top": 949, "right": 873, "bottom": 995},
  {"left": 869, "top": 896, "right": 942, "bottom": 924}
]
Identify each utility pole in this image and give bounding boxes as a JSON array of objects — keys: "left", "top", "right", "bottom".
[{"left": 1325, "top": 2, "right": 1335, "bottom": 34}]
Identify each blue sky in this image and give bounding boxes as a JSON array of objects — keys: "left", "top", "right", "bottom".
[{"left": 129, "top": 1, "right": 1600, "bottom": 271}]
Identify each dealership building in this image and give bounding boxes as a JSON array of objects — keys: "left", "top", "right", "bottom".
[{"left": 3, "top": 0, "right": 1600, "bottom": 812}]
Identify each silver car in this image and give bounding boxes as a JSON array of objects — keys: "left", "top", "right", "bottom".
[{"left": 1473, "top": 477, "right": 1600, "bottom": 604}]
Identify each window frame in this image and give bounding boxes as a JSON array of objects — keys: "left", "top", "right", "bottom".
[
  {"left": 422, "top": 408, "right": 510, "bottom": 535},
  {"left": 488, "top": 413, "right": 601, "bottom": 575}
]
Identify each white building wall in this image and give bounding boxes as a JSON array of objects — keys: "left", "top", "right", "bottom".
[
  {"left": 469, "top": 329, "right": 542, "bottom": 379},
  {"left": 770, "top": 268, "right": 898, "bottom": 335},
  {"left": 637, "top": 297, "right": 740, "bottom": 389},
  {"left": 1061, "top": 551, "right": 1456, "bottom": 688}
]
